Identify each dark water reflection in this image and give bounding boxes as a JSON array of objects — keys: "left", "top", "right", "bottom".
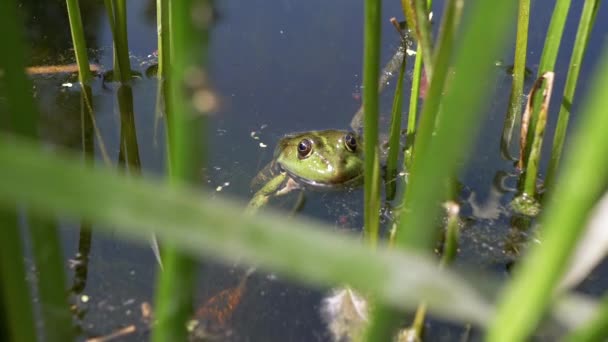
[{"left": 16, "top": 0, "right": 608, "bottom": 340}]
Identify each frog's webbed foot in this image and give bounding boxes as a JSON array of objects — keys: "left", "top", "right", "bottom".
[{"left": 246, "top": 173, "right": 301, "bottom": 214}]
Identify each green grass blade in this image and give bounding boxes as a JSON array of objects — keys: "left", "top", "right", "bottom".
[
  {"left": 0, "top": 1, "right": 72, "bottom": 340},
  {"left": 545, "top": 0, "right": 600, "bottom": 189},
  {"left": 362, "top": 0, "right": 382, "bottom": 245},
  {"left": 522, "top": 72, "right": 555, "bottom": 198},
  {"left": 385, "top": 51, "right": 406, "bottom": 201},
  {"left": 401, "top": 0, "right": 433, "bottom": 81},
  {"left": 538, "top": 0, "right": 573, "bottom": 75},
  {"left": 0, "top": 137, "right": 599, "bottom": 329},
  {"left": 566, "top": 294, "right": 608, "bottom": 342},
  {"left": 395, "top": 0, "right": 515, "bottom": 250},
  {"left": 66, "top": 0, "right": 92, "bottom": 85},
  {"left": 152, "top": 0, "right": 212, "bottom": 340},
  {"left": 502, "top": 0, "right": 530, "bottom": 160},
  {"left": 405, "top": 0, "right": 460, "bottom": 174},
  {"left": 117, "top": 85, "right": 142, "bottom": 174},
  {"left": 0, "top": 208, "right": 37, "bottom": 342},
  {"left": 414, "top": 0, "right": 433, "bottom": 82},
  {"left": 487, "top": 45, "right": 608, "bottom": 342},
  {"left": 524, "top": 0, "right": 572, "bottom": 165},
  {"left": 114, "top": 0, "right": 132, "bottom": 83},
  {"left": 0, "top": 0, "right": 37, "bottom": 137},
  {"left": 405, "top": 43, "right": 422, "bottom": 169},
  {"left": 0, "top": 137, "right": 498, "bottom": 326},
  {"left": 28, "top": 215, "right": 74, "bottom": 341}
]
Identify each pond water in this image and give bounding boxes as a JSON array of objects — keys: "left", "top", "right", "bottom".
[{"left": 17, "top": 0, "right": 608, "bottom": 340}]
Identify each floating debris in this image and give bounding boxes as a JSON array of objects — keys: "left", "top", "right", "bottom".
[
  {"left": 62, "top": 82, "right": 73, "bottom": 88},
  {"left": 215, "top": 182, "right": 231, "bottom": 192},
  {"left": 259, "top": 142, "right": 267, "bottom": 148},
  {"left": 81, "top": 295, "right": 90, "bottom": 303},
  {"left": 320, "top": 287, "right": 368, "bottom": 342}
]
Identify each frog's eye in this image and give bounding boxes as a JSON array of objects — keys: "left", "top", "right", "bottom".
[
  {"left": 344, "top": 134, "right": 357, "bottom": 152},
  {"left": 297, "top": 139, "right": 313, "bottom": 159}
]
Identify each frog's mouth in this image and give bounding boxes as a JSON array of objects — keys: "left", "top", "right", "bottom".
[{"left": 277, "top": 163, "right": 363, "bottom": 190}]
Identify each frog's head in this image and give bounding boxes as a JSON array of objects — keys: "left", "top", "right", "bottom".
[{"left": 274, "top": 130, "right": 364, "bottom": 188}]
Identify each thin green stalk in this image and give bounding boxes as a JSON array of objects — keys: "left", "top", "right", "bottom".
[
  {"left": 28, "top": 216, "right": 74, "bottom": 341},
  {"left": 440, "top": 202, "right": 459, "bottom": 267},
  {"left": 538, "top": 0, "right": 573, "bottom": 75},
  {"left": 0, "top": 2, "right": 67, "bottom": 340},
  {"left": 545, "top": 0, "right": 600, "bottom": 190},
  {"left": 66, "top": 0, "right": 92, "bottom": 85},
  {"left": 403, "top": 0, "right": 460, "bottom": 175},
  {"left": 154, "top": 0, "right": 171, "bottom": 145},
  {"left": 524, "top": 0, "right": 572, "bottom": 167},
  {"left": 395, "top": 0, "right": 469, "bottom": 250},
  {"left": 523, "top": 72, "right": 554, "bottom": 198},
  {"left": 405, "top": 202, "right": 460, "bottom": 341},
  {"left": 410, "top": 303, "right": 427, "bottom": 339},
  {"left": 566, "top": 293, "right": 608, "bottom": 342},
  {"left": 117, "top": 85, "right": 142, "bottom": 174},
  {"left": 404, "top": 0, "right": 432, "bottom": 169},
  {"left": 385, "top": 50, "right": 406, "bottom": 201},
  {"left": 152, "top": 0, "right": 212, "bottom": 340},
  {"left": 362, "top": 0, "right": 382, "bottom": 245},
  {"left": 71, "top": 224, "right": 92, "bottom": 293},
  {"left": 102, "top": 0, "right": 119, "bottom": 77},
  {"left": 114, "top": 0, "right": 132, "bottom": 83},
  {"left": 501, "top": 0, "right": 530, "bottom": 160},
  {"left": 401, "top": 0, "right": 433, "bottom": 82},
  {"left": 102, "top": 0, "right": 131, "bottom": 83},
  {"left": 0, "top": 208, "right": 37, "bottom": 342},
  {"left": 0, "top": 3, "right": 37, "bottom": 137},
  {"left": 414, "top": 0, "right": 433, "bottom": 82},
  {"left": 405, "top": 44, "right": 422, "bottom": 169},
  {"left": 487, "top": 45, "right": 608, "bottom": 342}
]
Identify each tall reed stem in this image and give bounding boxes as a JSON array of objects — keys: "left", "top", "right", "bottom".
[
  {"left": 152, "top": 0, "right": 212, "bottom": 340},
  {"left": 66, "top": 0, "right": 92, "bottom": 85},
  {"left": 362, "top": 0, "right": 382, "bottom": 245},
  {"left": 545, "top": 0, "right": 599, "bottom": 189},
  {"left": 501, "top": 0, "right": 530, "bottom": 160},
  {"left": 524, "top": 0, "right": 572, "bottom": 167},
  {"left": 385, "top": 43, "right": 406, "bottom": 201}
]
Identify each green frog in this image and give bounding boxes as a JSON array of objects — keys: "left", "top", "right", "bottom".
[
  {"left": 246, "top": 41, "right": 409, "bottom": 213},
  {"left": 247, "top": 130, "right": 364, "bottom": 212}
]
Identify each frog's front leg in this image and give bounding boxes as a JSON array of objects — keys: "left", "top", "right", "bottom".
[{"left": 246, "top": 172, "right": 301, "bottom": 214}]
